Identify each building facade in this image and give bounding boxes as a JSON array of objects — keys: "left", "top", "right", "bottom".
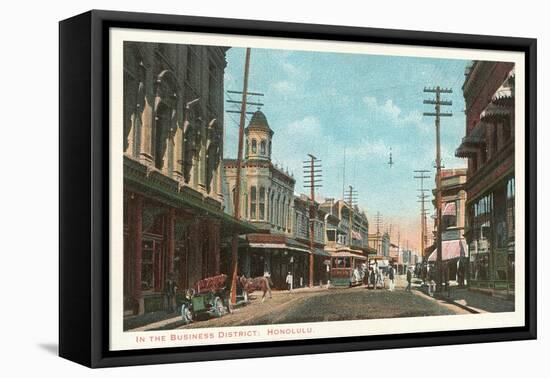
[
  {"left": 455, "top": 61, "right": 515, "bottom": 295},
  {"left": 319, "top": 199, "right": 373, "bottom": 286},
  {"left": 122, "top": 42, "right": 254, "bottom": 316},
  {"left": 224, "top": 111, "right": 326, "bottom": 288},
  {"left": 428, "top": 168, "right": 468, "bottom": 281}
]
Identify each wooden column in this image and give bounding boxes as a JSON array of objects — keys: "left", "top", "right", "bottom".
[
  {"left": 167, "top": 208, "right": 176, "bottom": 276},
  {"left": 211, "top": 221, "right": 221, "bottom": 275},
  {"left": 131, "top": 194, "right": 144, "bottom": 315}
]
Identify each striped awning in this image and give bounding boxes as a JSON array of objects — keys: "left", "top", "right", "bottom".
[{"left": 428, "top": 240, "right": 468, "bottom": 261}]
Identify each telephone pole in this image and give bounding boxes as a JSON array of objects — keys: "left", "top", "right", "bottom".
[
  {"left": 303, "top": 154, "right": 322, "bottom": 287},
  {"left": 229, "top": 48, "right": 251, "bottom": 304},
  {"left": 344, "top": 185, "right": 358, "bottom": 248},
  {"left": 423, "top": 86, "right": 452, "bottom": 292},
  {"left": 414, "top": 170, "right": 430, "bottom": 263},
  {"left": 373, "top": 211, "right": 383, "bottom": 255}
]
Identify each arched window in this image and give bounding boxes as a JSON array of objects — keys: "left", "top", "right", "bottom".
[
  {"left": 245, "top": 140, "right": 249, "bottom": 157},
  {"left": 280, "top": 196, "right": 285, "bottom": 228},
  {"left": 251, "top": 139, "right": 257, "bottom": 154},
  {"left": 153, "top": 70, "right": 178, "bottom": 171},
  {"left": 268, "top": 141, "right": 272, "bottom": 157},
  {"left": 250, "top": 186, "right": 257, "bottom": 219},
  {"left": 275, "top": 193, "right": 280, "bottom": 226},
  {"left": 260, "top": 140, "right": 266, "bottom": 155},
  {"left": 270, "top": 191, "right": 275, "bottom": 225},
  {"left": 259, "top": 187, "right": 266, "bottom": 220},
  {"left": 287, "top": 202, "right": 292, "bottom": 231},
  {"left": 231, "top": 186, "right": 236, "bottom": 214}
]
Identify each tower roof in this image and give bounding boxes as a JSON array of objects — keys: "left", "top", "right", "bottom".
[{"left": 246, "top": 110, "right": 273, "bottom": 134}]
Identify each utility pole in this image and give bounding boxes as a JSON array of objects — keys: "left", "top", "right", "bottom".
[
  {"left": 344, "top": 185, "right": 358, "bottom": 248},
  {"left": 423, "top": 86, "right": 452, "bottom": 292},
  {"left": 229, "top": 48, "right": 251, "bottom": 305},
  {"left": 341, "top": 148, "right": 346, "bottom": 201},
  {"left": 303, "top": 154, "right": 322, "bottom": 287},
  {"left": 414, "top": 170, "right": 430, "bottom": 263},
  {"left": 397, "top": 228, "right": 401, "bottom": 274},
  {"left": 373, "top": 211, "right": 383, "bottom": 256}
]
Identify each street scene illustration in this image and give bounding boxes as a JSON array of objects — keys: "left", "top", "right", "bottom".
[{"left": 121, "top": 41, "right": 516, "bottom": 332}]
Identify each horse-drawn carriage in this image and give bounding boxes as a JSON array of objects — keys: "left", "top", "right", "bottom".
[
  {"left": 179, "top": 274, "right": 232, "bottom": 324},
  {"left": 179, "top": 274, "right": 253, "bottom": 324}
]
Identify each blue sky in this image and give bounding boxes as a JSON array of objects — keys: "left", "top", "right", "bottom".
[{"left": 223, "top": 47, "right": 469, "bottom": 250}]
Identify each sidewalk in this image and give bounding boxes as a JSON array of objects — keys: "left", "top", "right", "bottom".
[
  {"left": 125, "top": 285, "right": 338, "bottom": 332},
  {"left": 416, "top": 283, "right": 514, "bottom": 313}
]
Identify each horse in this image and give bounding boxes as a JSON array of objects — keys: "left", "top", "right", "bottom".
[{"left": 239, "top": 275, "right": 272, "bottom": 302}]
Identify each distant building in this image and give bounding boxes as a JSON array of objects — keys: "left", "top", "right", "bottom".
[
  {"left": 368, "top": 231, "right": 390, "bottom": 257},
  {"left": 319, "top": 199, "right": 374, "bottom": 286},
  {"left": 455, "top": 61, "right": 515, "bottom": 296}
]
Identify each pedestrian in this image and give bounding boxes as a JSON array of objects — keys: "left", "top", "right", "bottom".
[
  {"left": 406, "top": 268, "right": 412, "bottom": 292},
  {"left": 285, "top": 271, "right": 293, "bottom": 292},
  {"left": 388, "top": 265, "right": 395, "bottom": 291},
  {"left": 164, "top": 272, "right": 178, "bottom": 313}
]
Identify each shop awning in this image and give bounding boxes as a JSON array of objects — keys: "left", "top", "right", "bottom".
[
  {"left": 428, "top": 239, "right": 468, "bottom": 261},
  {"left": 124, "top": 156, "right": 258, "bottom": 235},
  {"left": 245, "top": 234, "right": 311, "bottom": 254},
  {"left": 314, "top": 248, "right": 331, "bottom": 257},
  {"left": 455, "top": 121, "right": 486, "bottom": 158}
]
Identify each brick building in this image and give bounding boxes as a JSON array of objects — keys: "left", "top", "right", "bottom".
[
  {"left": 122, "top": 42, "right": 254, "bottom": 315},
  {"left": 455, "top": 61, "right": 515, "bottom": 295}
]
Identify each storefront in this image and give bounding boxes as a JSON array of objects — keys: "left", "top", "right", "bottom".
[
  {"left": 467, "top": 175, "right": 515, "bottom": 293},
  {"left": 240, "top": 234, "right": 312, "bottom": 289},
  {"left": 427, "top": 239, "right": 468, "bottom": 283},
  {"left": 123, "top": 159, "right": 256, "bottom": 316}
]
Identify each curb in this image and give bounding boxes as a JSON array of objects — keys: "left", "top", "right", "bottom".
[{"left": 413, "top": 288, "right": 481, "bottom": 314}]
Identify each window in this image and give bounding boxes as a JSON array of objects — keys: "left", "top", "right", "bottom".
[
  {"left": 208, "top": 61, "right": 220, "bottom": 109},
  {"left": 270, "top": 191, "right": 275, "bottom": 225},
  {"left": 186, "top": 46, "right": 200, "bottom": 92},
  {"left": 244, "top": 193, "right": 248, "bottom": 218},
  {"left": 141, "top": 240, "right": 155, "bottom": 291},
  {"left": 250, "top": 186, "right": 257, "bottom": 219},
  {"left": 327, "top": 229, "right": 337, "bottom": 242},
  {"left": 260, "top": 140, "right": 266, "bottom": 155},
  {"left": 282, "top": 198, "right": 286, "bottom": 228},
  {"left": 251, "top": 139, "right": 257, "bottom": 154},
  {"left": 245, "top": 140, "right": 249, "bottom": 157},
  {"left": 470, "top": 193, "right": 494, "bottom": 281},
  {"left": 268, "top": 141, "right": 272, "bottom": 156},
  {"left": 259, "top": 187, "right": 266, "bottom": 220},
  {"left": 275, "top": 193, "right": 280, "bottom": 226}
]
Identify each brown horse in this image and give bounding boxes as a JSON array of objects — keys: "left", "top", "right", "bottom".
[{"left": 239, "top": 275, "right": 272, "bottom": 302}]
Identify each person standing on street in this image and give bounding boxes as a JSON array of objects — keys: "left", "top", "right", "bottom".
[
  {"left": 406, "top": 268, "right": 412, "bottom": 292},
  {"left": 164, "top": 272, "right": 178, "bottom": 313},
  {"left": 388, "top": 264, "right": 395, "bottom": 291},
  {"left": 285, "top": 271, "right": 293, "bottom": 292}
]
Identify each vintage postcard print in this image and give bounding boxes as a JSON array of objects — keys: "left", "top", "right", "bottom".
[{"left": 109, "top": 28, "right": 525, "bottom": 351}]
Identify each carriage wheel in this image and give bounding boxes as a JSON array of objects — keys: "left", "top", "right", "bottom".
[
  {"left": 181, "top": 304, "right": 193, "bottom": 324},
  {"left": 213, "top": 297, "right": 225, "bottom": 318}
]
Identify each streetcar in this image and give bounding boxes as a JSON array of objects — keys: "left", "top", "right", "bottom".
[{"left": 328, "top": 249, "right": 367, "bottom": 287}]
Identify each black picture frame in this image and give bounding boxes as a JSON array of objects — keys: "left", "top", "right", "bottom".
[{"left": 59, "top": 9, "right": 537, "bottom": 368}]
